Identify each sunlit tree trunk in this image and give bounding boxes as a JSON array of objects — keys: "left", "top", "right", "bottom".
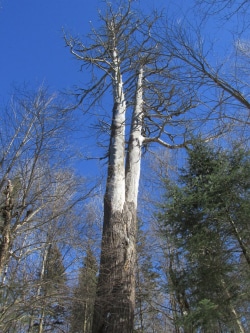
[
  {"left": 37, "top": 243, "right": 50, "bottom": 333},
  {"left": 27, "top": 243, "right": 49, "bottom": 333},
  {"left": 64, "top": 3, "right": 226, "bottom": 332},
  {"left": 222, "top": 279, "right": 246, "bottom": 333},
  {"left": 228, "top": 214, "right": 250, "bottom": 267},
  {"left": 92, "top": 65, "right": 144, "bottom": 332},
  {"left": 0, "top": 180, "right": 14, "bottom": 278}
]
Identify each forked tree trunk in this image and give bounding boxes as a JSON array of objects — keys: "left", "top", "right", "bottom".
[{"left": 92, "top": 68, "right": 144, "bottom": 333}]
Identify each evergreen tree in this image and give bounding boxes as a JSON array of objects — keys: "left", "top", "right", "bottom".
[
  {"left": 135, "top": 225, "right": 159, "bottom": 332},
  {"left": 157, "top": 141, "right": 250, "bottom": 332},
  {"left": 32, "top": 243, "right": 68, "bottom": 333},
  {"left": 70, "top": 247, "right": 98, "bottom": 333}
]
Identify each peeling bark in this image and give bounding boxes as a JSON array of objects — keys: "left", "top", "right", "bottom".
[
  {"left": 93, "top": 203, "right": 137, "bottom": 333},
  {"left": 125, "top": 67, "right": 144, "bottom": 206},
  {"left": 92, "top": 67, "right": 144, "bottom": 332}
]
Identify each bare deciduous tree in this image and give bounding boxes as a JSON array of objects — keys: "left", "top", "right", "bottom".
[
  {"left": 0, "top": 87, "right": 95, "bottom": 332},
  {"left": 65, "top": 1, "right": 227, "bottom": 332}
]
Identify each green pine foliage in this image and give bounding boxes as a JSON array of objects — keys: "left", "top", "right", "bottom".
[
  {"left": 44, "top": 244, "right": 67, "bottom": 291},
  {"left": 134, "top": 223, "right": 161, "bottom": 332},
  {"left": 70, "top": 247, "right": 98, "bottom": 333},
  {"left": 37, "top": 244, "right": 68, "bottom": 332},
  {"left": 157, "top": 140, "right": 250, "bottom": 332}
]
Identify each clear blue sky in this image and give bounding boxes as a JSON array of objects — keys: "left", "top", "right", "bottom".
[
  {"left": 0, "top": 0, "right": 231, "bottom": 103},
  {"left": 0, "top": 0, "right": 103, "bottom": 100},
  {"left": 0, "top": 0, "right": 169, "bottom": 100}
]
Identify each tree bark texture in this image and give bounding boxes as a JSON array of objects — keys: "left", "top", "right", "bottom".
[
  {"left": 0, "top": 180, "right": 14, "bottom": 279},
  {"left": 92, "top": 203, "right": 137, "bottom": 333},
  {"left": 92, "top": 69, "right": 144, "bottom": 333}
]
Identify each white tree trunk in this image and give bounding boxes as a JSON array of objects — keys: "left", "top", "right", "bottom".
[
  {"left": 0, "top": 180, "right": 14, "bottom": 278},
  {"left": 92, "top": 67, "right": 144, "bottom": 333},
  {"left": 125, "top": 67, "right": 144, "bottom": 206},
  {"left": 106, "top": 47, "right": 126, "bottom": 213}
]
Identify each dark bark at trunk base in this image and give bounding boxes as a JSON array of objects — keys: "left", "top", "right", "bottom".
[{"left": 92, "top": 202, "right": 137, "bottom": 333}]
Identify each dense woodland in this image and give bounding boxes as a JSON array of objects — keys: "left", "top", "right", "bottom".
[{"left": 0, "top": 0, "right": 250, "bottom": 332}]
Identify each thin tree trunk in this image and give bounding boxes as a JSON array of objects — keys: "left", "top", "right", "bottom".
[
  {"left": 228, "top": 214, "right": 250, "bottom": 266},
  {"left": 136, "top": 263, "right": 145, "bottom": 333},
  {"left": 35, "top": 243, "right": 50, "bottom": 333},
  {"left": 83, "top": 302, "right": 88, "bottom": 333},
  {"left": 222, "top": 279, "right": 245, "bottom": 333},
  {"left": 0, "top": 180, "right": 14, "bottom": 278},
  {"left": 38, "top": 307, "right": 45, "bottom": 333}
]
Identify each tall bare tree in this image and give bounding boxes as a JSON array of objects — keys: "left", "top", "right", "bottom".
[{"left": 65, "top": 1, "right": 227, "bottom": 331}]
